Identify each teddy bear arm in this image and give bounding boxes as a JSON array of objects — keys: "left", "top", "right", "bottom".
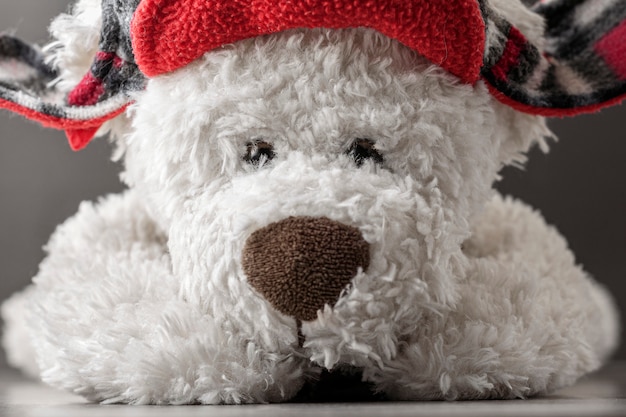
[
  {"left": 2, "top": 190, "right": 168, "bottom": 382},
  {"left": 3, "top": 191, "right": 307, "bottom": 404},
  {"left": 367, "top": 195, "right": 619, "bottom": 400},
  {"left": 3, "top": 190, "right": 163, "bottom": 378}
]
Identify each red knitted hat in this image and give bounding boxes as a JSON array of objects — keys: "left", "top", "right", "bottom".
[{"left": 0, "top": 0, "right": 625, "bottom": 150}]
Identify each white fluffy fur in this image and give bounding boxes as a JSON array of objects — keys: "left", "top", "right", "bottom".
[{"left": 2, "top": 0, "right": 618, "bottom": 404}]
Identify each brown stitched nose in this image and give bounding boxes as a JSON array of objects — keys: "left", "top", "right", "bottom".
[{"left": 242, "top": 216, "right": 370, "bottom": 322}]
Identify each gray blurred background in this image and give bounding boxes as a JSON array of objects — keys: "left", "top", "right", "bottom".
[{"left": 0, "top": 0, "right": 624, "bottom": 370}]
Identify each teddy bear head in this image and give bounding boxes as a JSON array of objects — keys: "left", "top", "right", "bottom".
[
  {"left": 120, "top": 1, "right": 549, "bottom": 354},
  {"left": 1, "top": 0, "right": 624, "bottom": 393}
]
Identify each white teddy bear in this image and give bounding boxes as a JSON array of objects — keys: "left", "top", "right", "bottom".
[{"left": 0, "top": 0, "right": 623, "bottom": 404}]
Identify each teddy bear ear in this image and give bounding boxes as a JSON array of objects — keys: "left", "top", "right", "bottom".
[
  {"left": 482, "top": 0, "right": 626, "bottom": 116},
  {"left": 0, "top": 0, "right": 145, "bottom": 151}
]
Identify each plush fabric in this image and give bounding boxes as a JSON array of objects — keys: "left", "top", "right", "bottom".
[{"left": 0, "top": 0, "right": 622, "bottom": 405}]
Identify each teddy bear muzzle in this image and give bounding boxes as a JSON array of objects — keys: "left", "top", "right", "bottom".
[{"left": 242, "top": 216, "right": 370, "bottom": 322}]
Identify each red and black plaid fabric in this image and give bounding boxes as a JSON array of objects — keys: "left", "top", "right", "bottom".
[
  {"left": 482, "top": 0, "right": 626, "bottom": 116},
  {"left": 0, "top": 34, "right": 133, "bottom": 150}
]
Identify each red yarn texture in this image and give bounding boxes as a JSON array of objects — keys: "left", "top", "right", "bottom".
[{"left": 131, "top": 0, "right": 486, "bottom": 84}]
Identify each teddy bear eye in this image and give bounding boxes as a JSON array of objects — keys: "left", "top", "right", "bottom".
[
  {"left": 346, "top": 138, "right": 383, "bottom": 167},
  {"left": 243, "top": 140, "right": 275, "bottom": 166}
]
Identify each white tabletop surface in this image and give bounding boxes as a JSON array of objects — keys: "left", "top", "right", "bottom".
[{"left": 0, "top": 362, "right": 624, "bottom": 417}]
